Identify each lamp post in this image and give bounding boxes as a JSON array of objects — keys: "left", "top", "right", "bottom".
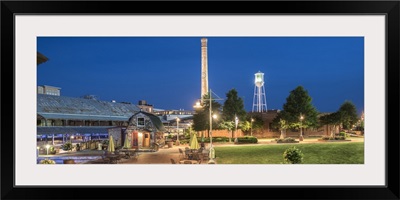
[
  {"left": 234, "top": 115, "right": 239, "bottom": 144},
  {"left": 209, "top": 95, "right": 216, "bottom": 164},
  {"left": 299, "top": 114, "right": 304, "bottom": 141},
  {"left": 193, "top": 89, "right": 222, "bottom": 164},
  {"left": 45, "top": 144, "right": 50, "bottom": 155},
  {"left": 251, "top": 118, "right": 254, "bottom": 136},
  {"left": 176, "top": 117, "right": 180, "bottom": 145}
]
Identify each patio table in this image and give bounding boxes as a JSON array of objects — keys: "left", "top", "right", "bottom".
[{"left": 179, "top": 160, "right": 198, "bottom": 164}]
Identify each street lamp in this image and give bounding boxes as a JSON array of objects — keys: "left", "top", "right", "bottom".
[
  {"left": 45, "top": 144, "right": 50, "bottom": 155},
  {"left": 234, "top": 115, "right": 239, "bottom": 144},
  {"left": 250, "top": 118, "right": 254, "bottom": 136},
  {"left": 208, "top": 98, "right": 217, "bottom": 164},
  {"left": 193, "top": 89, "right": 222, "bottom": 164},
  {"left": 70, "top": 135, "right": 74, "bottom": 143},
  {"left": 299, "top": 114, "right": 304, "bottom": 141},
  {"left": 176, "top": 117, "right": 180, "bottom": 145}
]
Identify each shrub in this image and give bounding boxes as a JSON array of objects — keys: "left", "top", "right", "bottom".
[
  {"left": 339, "top": 132, "right": 347, "bottom": 138},
  {"left": 276, "top": 137, "right": 297, "bottom": 143},
  {"left": 62, "top": 142, "right": 73, "bottom": 151},
  {"left": 336, "top": 136, "right": 346, "bottom": 140},
  {"left": 236, "top": 136, "right": 258, "bottom": 144},
  {"left": 321, "top": 136, "right": 346, "bottom": 140},
  {"left": 283, "top": 146, "right": 304, "bottom": 164},
  {"left": 284, "top": 137, "right": 296, "bottom": 142},
  {"left": 102, "top": 140, "right": 109, "bottom": 145},
  {"left": 198, "top": 137, "right": 230, "bottom": 143},
  {"left": 179, "top": 139, "right": 189, "bottom": 145},
  {"left": 321, "top": 136, "right": 331, "bottom": 140},
  {"left": 40, "top": 159, "right": 56, "bottom": 164},
  {"left": 49, "top": 146, "right": 57, "bottom": 154}
]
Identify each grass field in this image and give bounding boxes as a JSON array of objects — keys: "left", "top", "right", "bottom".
[{"left": 214, "top": 142, "right": 364, "bottom": 164}]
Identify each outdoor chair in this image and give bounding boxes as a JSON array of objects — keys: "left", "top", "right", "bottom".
[
  {"left": 202, "top": 150, "right": 210, "bottom": 161},
  {"left": 185, "top": 149, "right": 191, "bottom": 159},
  {"left": 192, "top": 152, "right": 201, "bottom": 162},
  {"left": 115, "top": 154, "right": 122, "bottom": 163},
  {"left": 178, "top": 148, "right": 186, "bottom": 160}
]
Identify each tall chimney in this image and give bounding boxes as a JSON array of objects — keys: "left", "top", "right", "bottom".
[{"left": 201, "top": 38, "right": 208, "bottom": 103}]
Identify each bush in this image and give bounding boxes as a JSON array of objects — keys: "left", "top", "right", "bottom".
[
  {"left": 179, "top": 139, "right": 189, "bottom": 145},
  {"left": 49, "top": 146, "right": 57, "bottom": 154},
  {"left": 321, "top": 136, "right": 331, "bottom": 140},
  {"left": 236, "top": 136, "right": 258, "bottom": 144},
  {"left": 283, "top": 146, "right": 304, "bottom": 164},
  {"left": 198, "top": 137, "right": 230, "bottom": 143},
  {"left": 276, "top": 137, "right": 297, "bottom": 143},
  {"left": 62, "top": 142, "right": 73, "bottom": 151},
  {"left": 339, "top": 132, "right": 347, "bottom": 138},
  {"left": 40, "top": 159, "right": 56, "bottom": 164},
  {"left": 102, "top": 140, "right": 109, "bottom": 145},
  {"left": 321, "top": 136, "right": 346, "bottom": 140}
]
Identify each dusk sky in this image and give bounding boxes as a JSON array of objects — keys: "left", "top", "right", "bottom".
[{"left": 37, "top": 37, "right": 364, "bottom": 114}]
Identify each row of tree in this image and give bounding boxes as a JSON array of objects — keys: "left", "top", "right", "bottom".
[{"left": 192, "top": 86, "right": 360, "bottom": 139}]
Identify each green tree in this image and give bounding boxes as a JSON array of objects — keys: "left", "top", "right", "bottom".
[
  {"left": 319, "top": 112, "right": 341, "bottom": 138},
  {"left": 249, "top": 115, "right": 264, "bottom": 131},
  {"left": 192, "top": 93, "right": 222, "bottom": 137},
  {"left": 222, "top": 89, "right": 247, "bottom": 122},
  {"left": 239, "top": 120, "right": 251, "bottom": 132},
  {"left": 218, "top": 120, "right": 235, "bottom": 142},
  {"left": 338, "top": 101, "right": 358, "bottom": 130},
  {"left": 281, "top": 86, "right": 319, "bottom": 139},
  {"left": 271, "top": 113, "right": 291, "bottom": 139}
]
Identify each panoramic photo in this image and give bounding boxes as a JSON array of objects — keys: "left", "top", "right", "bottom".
[{"left": 36, "top": 37, "right": 365, "bottom": 165}]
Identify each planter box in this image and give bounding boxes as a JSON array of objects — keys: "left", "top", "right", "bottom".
[{"left": 167, "top": 141, "right": 173, "bottom": 148}]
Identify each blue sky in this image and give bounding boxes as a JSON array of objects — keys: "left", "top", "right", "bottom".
[{"left": 37, "top": 37, "right": 364, "bottom": 114}]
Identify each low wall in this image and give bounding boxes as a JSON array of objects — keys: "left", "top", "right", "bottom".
[{"left": 195, "top": 129, "right": 328, "bottom": 139}]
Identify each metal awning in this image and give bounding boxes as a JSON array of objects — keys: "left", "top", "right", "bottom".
[
  {"left": 37, "top": 126, "right": 115, "bottom": 135},
  {"left": 37, "top": 112, "right": 130, "bottom": 121}
]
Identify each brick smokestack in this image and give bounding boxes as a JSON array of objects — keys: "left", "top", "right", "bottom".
[{"left": 201, "top": 38, "right": 208, "bottom": 103}]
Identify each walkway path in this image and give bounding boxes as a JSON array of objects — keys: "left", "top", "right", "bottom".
[{"left": 39, "top": 137, "right": 363, "bottom": 164}]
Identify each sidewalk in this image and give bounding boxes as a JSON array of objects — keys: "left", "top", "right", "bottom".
[{"left": 39, "top": 137, "right": 363, "bottom": 164}]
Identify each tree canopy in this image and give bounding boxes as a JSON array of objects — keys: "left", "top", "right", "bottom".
[
  {"left": 280, "top": 86, "right": 319, "bottom": 129},
  {"left": 222, "top": 89, "right": 247, "bottom": 122},
  {"left": 192, "top": 92, "right": 222, "bottom": 132},
  {"left": 338, "top": 100, "right": 358, "bottom": 130}
]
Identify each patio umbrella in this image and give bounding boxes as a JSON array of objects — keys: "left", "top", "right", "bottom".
[
  {"left": 189, "top": 133, "right": 200, "bottom": 150},
  {"left": 123, "top": 135, "right": 131, "bottom": 149},
  {"left": 108, "top": 135, "right": 115, "bottom": 152}
]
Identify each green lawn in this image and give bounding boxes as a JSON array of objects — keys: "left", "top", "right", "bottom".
[{"left": 214, "top": 142, "right": 364, "bottom": 164}]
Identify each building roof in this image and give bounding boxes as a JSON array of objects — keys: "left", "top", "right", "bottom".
[
  {"left": 129, "top": 111, "right": 167, "bottom": 132},
  {"left": 37, "top": 94, "right": 140, "bottom": 119},
  {"left": 37, "top": 113, "right": 130, "bottom": 121},
  {"left": 37, "top": 126, "right": 113, "bottom": 135}
]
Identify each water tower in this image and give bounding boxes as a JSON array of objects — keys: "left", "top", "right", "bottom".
[{"left": 252, "top": 71, "right": 268, "bottom": 112}]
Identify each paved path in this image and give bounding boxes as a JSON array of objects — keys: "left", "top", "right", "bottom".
[{"left": 41, "top": 137, "right": 363, "bottom": 164}]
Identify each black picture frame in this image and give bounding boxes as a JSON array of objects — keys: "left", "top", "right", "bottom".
[{"left": 1, "top": 1, "right": 399, "bottom": 199}]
